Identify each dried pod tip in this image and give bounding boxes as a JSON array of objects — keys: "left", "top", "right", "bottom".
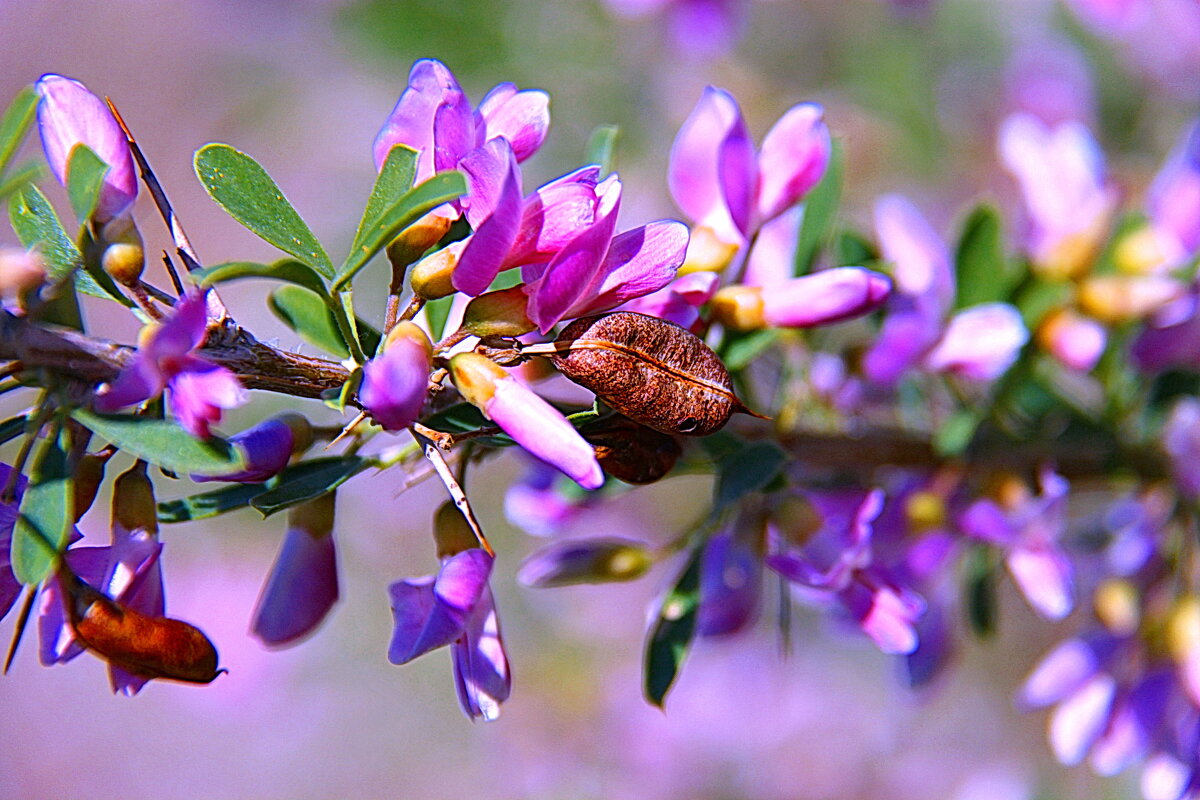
[
  {"left": 551, "top": 312, "right": 751, "bottom": 437},
  {"left": 463, "top": 286, "right": 536, "bottom": 338}
]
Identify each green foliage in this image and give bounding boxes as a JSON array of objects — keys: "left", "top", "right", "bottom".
[
  {"left": 349, "top": 144, "right": 418, "bottom": 261},
  {"left": 0, "top": 161, "right": 44, "bottom": 202},
  {"left": 72, "top": 411, "right": 247, "bottom": 476},
  {"left": 158, "top": 483, "right": 266, "bottom": 524},
  {"left": 644, "top": 546, "right": 703, "bottom": 707},
  {"left": 250, "top": 456, "right": 370, "bottom": 517},
  {"left": 12, "top": 427, "right": 71, "bottom": 585},
  {"left": 964, "top": 546, "right": 998, "bottom": 638},
  {"left": 585, "top": 124, "right": 619, "bottom": 176},
  {"left": 0, "top": 86, "right": 37, "bottom": 178},
  {"left": 794, "top": 140, "right": 844, "bottom": 275},
  {"left": 713, "top": 440, "right": 786, "bottom": 512},
  {"left": 269, "top": 285, "right": 351, "bottom": 358},
  {"left": 954, "top": 204, "right": 1024, "bottom": 308},
  {"left": 934, "top": 408, "right": 983, "bottom": 457},
  {"left": 424, "top": 294, "right": 454, "bottom": 342},
  {"left": 194, "top": 143, "right": 335, "bottom": 278},
  {"left": 195, "top": 258, "right": 329, "bottom": 297},
  {"left": 720, "top": 329, "right": 780, "bottom": 373},
  {"left": 65, "top": 144, "right": 109, "bottom": 222}
]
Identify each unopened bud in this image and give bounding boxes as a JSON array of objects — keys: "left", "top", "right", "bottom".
[
  {"left": 517, "top": 537, "right": 653, "bottom": 587},
  {"left": 433, "top": 500, "right": 478, "bottom": 559},
  {"left": 383, "top": 320, "right": 434, "bottom": 357},
  {"left": 1166, "top": 595, "right": 1200, "bottom": 664},
  {"left": 277, "top": 412, "right": 314, "bottom": 455},
  {"left": 1113, "top": 226, "right": 1170, "bottom": 275},
  {"left": 448, "top": 352, "right": 507, "bottom": 411},
  {"left": 679, "top": 225, "right": 739, "bottom": 274},
  {"left": 905, "top": 490, "right": 946, "bottom": 533},
  {"left": 711, "top": 285, "right": 766, "bottom": 331},
  {"left": 410, "top": 241, "right": 463, "bottom": 300},
  {"left": 462, "top": 286, "right": 535, "bottom": 338},
  {"left": 1077, "top": 275, "right": 1183, "bottom": 324},
  {"left": 99, "top": 216, "right": 144, "bottom": 285},
  {"left": 112, "top": 461, "right": 157, "bottom": 535},
  {"left": 387, "top": 212, "right": 454, "bottom": 267},
  {"left": 1093, "top": 578, "right": 1139, "bottom": 636},
  {"left": 73, "top": 449, "right": 114, "bottom": 522}
]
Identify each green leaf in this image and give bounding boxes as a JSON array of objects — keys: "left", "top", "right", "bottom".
[
  {"left": 65, "top": 144, "right": 109, "bottom": 223},
  {"left": 0, "top": 86, "right": 37, "bottom": 178},
  {"left": 0, "top": 161, "right": 45, "bottom": 201},
  {"left": 72, "top": 410, "right": 246, "bottom": 476},
  {"left": 194, "top": 258, "right": 328, "bottom": 297},
  {"left": 349, "top": 145, "right": 418, "bottom": 263},
  {"left": 424, "top": 294, "right": 454, "bottom": 341},
  {"left": 269, "top": 285, "right": 350, "bottom": 358},
  {"left": 1014, "top": 277, "right": 1073, "bottom": 329},
  {"left": 250, "top": 456, "right": 369, "bottom": 517},
  {"left": 585, "top": 124, "right": 619, "bottom": 176},
  {"left": 954, "top": 204, "right": 1024, "bottom": 308},
  {"left": 334, "top": 171, "right": 467, "bottom": 290},
  {"left": 714, "top": 441, "right": 787, "bottom": 512},
  {"left": 644, "top": 546, "right": 703, "bottom": 707},
  {"left": 0, "top": 414, "right": 28, "bottom": 446},
  {"left": 8, "top": 184, "right": 108, "bottom": 303},
  {"left": 934, "top": 408, "right": 982, "bottom": 457},
  {"left": 720, "top": 329, "right": 780, "bottom": 372},
  {"left": 834, "top": 229, "right": 877, "bottom": 267},
  {"left": 422, "top": 402, "right": 514, "bottom": 447},
  {"left": 12, "top": 428, "right": 71, "bottom": 585},
  {"left": 793, "top": 140, "right": 844, "bottom": 275},
  {"left": 158, "top": 483, "right": 266, "bottom": 524},
  {"left": 964, "top": 546, "right": 998, "bottom": 638},
  {"left": 194, "top": 143, "right": 335, "bottom": 278}
]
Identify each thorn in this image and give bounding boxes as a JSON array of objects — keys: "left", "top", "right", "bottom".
[
  {"left": 325, "top": 411, "right": 367, "bottom": 451},
  {"left": 4, "top": 587, "right": 37, "bottom": 675}
]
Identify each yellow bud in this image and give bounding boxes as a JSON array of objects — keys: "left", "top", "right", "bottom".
[
  {"left": 1166, "top": 596, "right": 1200, "bottom": 664},
  {"left": 1093, "top": 578, "right": 1140, "bottom": 636},
  {"left": 463, "top": 286, "right": 535, "bottom": 338},
  {"left": 679, "top": 225, "right": 739, "bottom": 274},
  {"left": 410, "top": 241, "right": 463, "bottom": 300},
  {"left": 711, "top": 285, "right": 766, "bottom": 331},
  {"left": 448, "top": 352, "right": 507, "bottom": 412},
  {"left": 275, "top": 412, "right": 314, "bottom": 455},
  {"left": 387, "top": 213, "right": 454, "bottom": 267},
  {"left": 1113, "top": 226, "right": 1170, "bottom": 275},
  {"left": 112, "top": 462, "right": 157, "bottom": 535},
  {"left": 1077, "top": 275, "right": 1182, "bottom": 324},
  {"left": 99, "top": 216, "right": 144, "bottom": 285},
  {"left": 433, "top": 500, "right": 478, "bottom": 558},
  {"left": 905, "top": 490, "right": 946, "bottom": 533},
  {"left": 383, "top": 321, "right": 434, "bottom": 357}
]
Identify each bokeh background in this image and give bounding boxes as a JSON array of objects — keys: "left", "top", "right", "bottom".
[{"left": 1, "top": 0, "right": 1194, "bottom": 797}]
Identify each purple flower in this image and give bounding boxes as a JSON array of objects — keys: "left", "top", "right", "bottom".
[
  {"left": 373, "top": 59, "right": 548, "bottom": 219},
  {"left": 93, "top": 290, "right": 246, "bottom": 438},
  {"left": 998, "top": 113, "right": 1116, "bottom": 279},
  {"left": 670, "top": 87, "right": 830, "bottom": 247},
  {"left": 192, "top": 415, "right": 306, "bottom": 484},
  {"left": 504, "top": 457, "right": 595, "bottom": 537},
  {"left": 450, "top": 353, "right": 603, "bottom": 490},
  {"left": 0, "top": 464, "right": 28, "bottom": 623},
  {"left": 864, "top": 195, "right": 1027, "bottom": 385},
  {"left": 1163, "top": 398, "right": 1200, "bottom": 501},
  {"left": 697, "top": 527, "right": 762, "bottom": 637},
  {"left": 959, "top": 468, "right": 1074, "bottom": 621},
  {"left": 388, "top": 548, "right": 510, "bottom": 721},
  {"left": 1037, "top": 308, "right": 1108, "bottom": 372},
  {"left": 251, "top": 492, "right": 338, "bottom": 647},
  {"left": 766, "top": 489, "right": 926, "bottom": 654},
  {"left": 1144, "top": 120, "right": 1200, "bottom": 269},
  {"left": 359, "top": 322, "right": 433, "bottom": 431},
  {"left": 618, "top": 271, "right": 720, "bottom": 331},
  {"left": 605, "top": 0, "right": 745, "bottom": 56},
  {"left": 35, "top": 73, "right": 137, "bottom": 223}
]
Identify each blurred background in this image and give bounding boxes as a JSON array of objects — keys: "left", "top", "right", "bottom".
[{"left": 1, "top": 0, "right": 1194, "bottom": 797}]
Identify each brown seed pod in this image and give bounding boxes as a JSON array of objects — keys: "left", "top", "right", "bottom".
[
  {"left": 581, "top": 415, "right": 681, "bottom": 484},
  {"left": 61, "top": 572, "right": 223, "bottom": 684},
  {"left": 552, "top": 312, "right": 752, "bottom": 436}
]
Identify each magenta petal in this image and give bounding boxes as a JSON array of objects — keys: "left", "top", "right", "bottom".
[
  {"left": 148, "top": 290, "right": 212, "bottom": 360},
  {"left": 717, "top": 109, "right": 758, "bottom": 239},
  {"left": 1021, "top": 638, "right": 1100, "bottom": 708},
  {"left": 873, "top": 194, "right": 954, "bottom": 311},
  {"left": 760, "top": 267, "right": 891, "bottom": 328},
  {"left": 1008, "top": 545, "right": 1074, "bottom": 620},
  {"left": 453, "top": 143, "right": 524, "bottom": 296},
  {"left": 251, "top": 526, "right": 339, "bottom": 647},
  {"left": 38, "top": 547, "right": 110, "bottom": 666},
  {"left": 167, "top": 357, "right": 247, "bottom": 439},
  {"left": 93, "top": 354, "right": 163, "bottom": 412},
  {"left": 194, "top": 418, "right": 295, "bottom": 483},
  {"left": 432, "top": 89, "right": 474, "bottom": 175},
  {"left": 862, "top": 297, "right": 945, "bottom": 386},
  {"left": 451, "top": 586, "right": 510, "bottom": 721},
  {"left": 959, "top": 500, "right": 1018, "bottom": 546},
  {"left": 486, "top": 377, "right": 603, "bottom": 489},
  {"left": 1149, "top": 120, "right": 1200, "bottom": 260},
  {"left": 843, "top": 580, "right": 923, "bottom": 655},
  {"left": 669, "top": 87, "right": 746, "bottom": 243},
  {"left": 35, "top": 74, "right": 137, "bottom": 222},
  {"left": 924, "top": 303, "right": 1029, "bottom": 381},
  {"left": 475, "top": 83, "right": 551, "bottom": 163},
  {"left": 563, "top": 220, "right": 688, "bottom": 319},
  {"left": 360, "top": 337, "right": 432, "bottom": 431},
  {"left": 756, "top": 103, "right": 831, "bottom": 222},
  {"left": 374, "top": 59, "right": 463, "bottom": 176},
  {"left": 509, "top": 166, "right": 603, "bottom": 268},
  {"left": 743, "top": 208, "right": 801, "bottom": 288},
  {"left": 1051, "top": 674, "right": 1116, "bottom": 765}
]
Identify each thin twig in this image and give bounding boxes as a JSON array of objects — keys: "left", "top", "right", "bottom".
[
  {"left": 410, "top": 427, "right": 494, "bottom": 557},
  {"left": 160, "top": 252, "right": 184, "bottom": 295}
]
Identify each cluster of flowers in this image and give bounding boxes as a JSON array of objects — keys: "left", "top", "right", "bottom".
[{"left": 1, "top": 53, "right": 1199, "bottom": 799}]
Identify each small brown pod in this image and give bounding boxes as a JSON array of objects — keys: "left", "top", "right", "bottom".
[
  {"left": 61, "top": 572, "right": 223, "bottom": 685},
  {"left": 552, "top": 312, "right": 751, "bottom": 436},
  {"left": 581, "top": 415, "right": 681, "bottom": 484}
]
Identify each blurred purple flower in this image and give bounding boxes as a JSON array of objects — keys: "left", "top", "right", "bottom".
[
  {"left": 697, "top": 526, "right": 763, "bottom": 637},
  {"left": 619, "top": 271, "right": 720, "bottom": 331},
  {"left": 35, "top": 73, "right": 137, "bottom": 223},
  {"left": 605, "top": 0, "right": 744, "bottom": 56},
  {"left": 670, "top": 87, "right": 830, "bottom": 248},
  {"left": 0, "top": 464, "right": 28, "bottom": 623},
  {"left": 516, "top": 536, "right": 652, "bottom": 587},
  {"left": 864, "top": 195, "right": 1027, "bottom": 385},
  {"left": 1038, "top": 308, "right": 1108, "bottom": 373},
  {"left": 959, "top": 468, "right": 1074, "bottom": 621},
  {"left": 766, "top": 489, "right": 926, "bottom": 654},
  {"left": 1004, "top": 37, "right": 1096, "bottom": 127},
  {"left": 504, "top": 457, "right": 594, "bottom": 537},
  {"left": 1163, "top": 398, "right": 1200, "bottom": 501},
  {"left": 93, "top": 290, "right": 246, "bottom": 438},
  {"left": 388, "top": 548, "right": 510, "bottom": 721},
  {"left": 1145, "top": 120, "right": 1200, "bottom": 268}
]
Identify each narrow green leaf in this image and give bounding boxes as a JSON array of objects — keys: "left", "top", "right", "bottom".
[
  {"left": 0, "top": 86, "right": 37, "bottom": 178},
  {"left": 269, "top": 285, "right": 350, "bottom": 358},
  {"left": 72, "top": 410, "right": 246, "bottom": 476},
  {"left": 422, "top": 402, "right": 514, "bottom": 447},
  {"left": 644, "top": 546, "right": 703, "bottom": 707},
  {"left": 0, "top": 161, "right": 44, "bottom": 201},
  {"left": 158, "top": 483, "right": 266, "bottom": 524},
  {"left": 194, "top": 143, "right": 334, "bottom": 277},
  {"left": 964, "top": 546, "right": 998, "bottom": 638},
  {"left": 1015, "top": 277, "right": 1073, "bottom": 329},
  {"left": 8, "top": 184, "right": 108, "bottom": 301},
  {"left": 0, "top": 414, "right": 28, "bottom": 446},
  {"left": 349, "top": 145, "right": 418, "bottom": 261},
  {"left": 934, "top": 408, "right": 982, "bottom": 457},
  {"left": 954, "top": 204, "right": 1024, "bottom": 308},
  {"left": 833, "top": 229, "right": 877, "bottom": 267},
  {"left": 65, "top": 144, "right": 109, "bottom": 223},
  {"left": 714, "top": 441, "right": 787, "bottom": 512},
  {"left": 194, "top": 258, "right": 328, "bottom": 297},
  {"left": 424, "top": 294, "right": 454, "bottom": 341},
  {"left": 250, "top": 456, "right": 369, "bottom": 517},
  {"left": 793, "top": 140, "right": 844, "bottom": 275},
  {"left": 585, "top": 124, "right": 619, "bottom": 176},
  {"left": 720, "top": 329, "right": 780, "bottom": 372},
  {"left": 12, "top": 429, "right": 71, "bottom": 585},
  {"left": 335, "top": 171, "right": 467, "bottom": 290}
]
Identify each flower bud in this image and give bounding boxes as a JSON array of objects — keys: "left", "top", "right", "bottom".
[
  {"left": 193, "top": 414, "right": 310, "bottom": 484},
  {"left": 112, "top": 461, "right": 157, "bottom": 535},
  {"left": 1113, "top": 226, "right": 1171, "bottom": 275},
  {"left": 1077, "top": 275, "right": 1183, "bottom": 324},
  {"left": 679, "top": 224, "right": 739, "bottom": 274},
  {"left": 0, "top": 246, "right": 46, "bottom": 297},
  {"left": 433, "top": 500, "right": 478, "bottom": 559},
  {"left": 904, "top": 490, "right": 947, "bottom": 533},
  {"left": 410, "top": 241, "right": 463, "bottom": 300},
  {"left": 711, "top": 285, "right": 766, "bottom": 331},
  {"left": 72, "top": 449, "right": 113, "bottom": 522},
  {"left": 1166, "top": 595, "right": 1200, "bottom": 664},
  {"left": 387, "top": 212, "right": 454, "bottom": 267},
  {"left": 462, "top": 286, "right": 536, "bottom": 338},
  {"left": 517, "top": 538, "right": 653, "bottom": 587},
  {"left": 448, "top": 352, "right": 507, "bottom": 410},
  {"left": 1093, "top": 578, "right": 1139, "bottom": 636},
  {"left": 360, "top": 323, "right": 433, "bottom": 431},
  {"left": 760, "top": 268, "right": 891, "bottom": 328},
  {"left": 1037, "top": 307, "right": 1106, "bottom": 372},
  {"left": 98, "top": 216, "right": 145, "bottom": 286}
]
